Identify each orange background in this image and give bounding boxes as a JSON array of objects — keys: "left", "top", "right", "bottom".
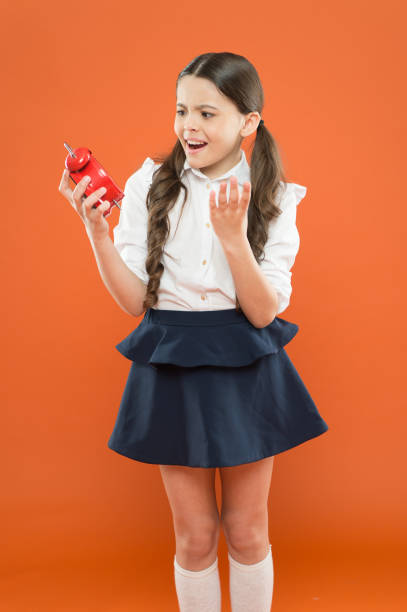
[{"left": 2, "top": 0, "right": 406, "bottom": 610}]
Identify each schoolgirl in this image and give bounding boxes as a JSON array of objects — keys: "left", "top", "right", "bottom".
[{"left": 60, "top": 51, "right": 328, "bottom": 612}]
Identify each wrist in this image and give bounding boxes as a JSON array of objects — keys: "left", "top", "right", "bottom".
[
  {"left": 222, "top": 234, "right": 250, "bottom": 256},
  {"left": 87, "top": 230, "right": 110, "bottom": 250}
]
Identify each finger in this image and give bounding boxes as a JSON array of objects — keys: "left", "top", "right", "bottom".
[
  {"left": 72, "top": 175, "right": 92, "bottom": 205},
  {"left": 90, "top": 199, "right": 109, "bottom": 217},
  {"left": 240, "top": 181, "right": 251, "bottom": 210},
  {"left": 84, "top": 187, "right": 107, "bottom": 213},
  {"left": 82, "top": 187, "right": 107, "bottom": 215},
  {"left": 58, "top": 168, "right": 69, "bottom": 190},
  {"left": 101, "top": 200, "right": 111, "bottom": 215},
  {"left": 92, "top": 198, "right": 109, "bottom": 213},
  {"left": 229, "top": 176, "right": 240, "bottom": 209},
  {"left": 209, "top": 189, "right": 217, "bottom": 211},
  {"left": 218, "top": 182, "right": 228, "bottom": 209},
  {"left": 58, "top": 168, "right": 75, "bottom": 200}
]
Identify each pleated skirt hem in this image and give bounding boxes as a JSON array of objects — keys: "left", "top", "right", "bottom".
[{"left": 107, "top": 422, "right": 329, "bottom": 468}]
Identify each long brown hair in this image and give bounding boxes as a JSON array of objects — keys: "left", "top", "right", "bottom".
[{"left": 142, "top": 51, "right": 287, "bottom": 312}]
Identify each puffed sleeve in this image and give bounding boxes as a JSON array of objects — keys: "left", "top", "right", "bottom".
[
  {"left": 112, "top": 157, "right": 157, "bottom": 285},
  {"left": 259, "top": 182, "right": 307, "bottom": 315}
]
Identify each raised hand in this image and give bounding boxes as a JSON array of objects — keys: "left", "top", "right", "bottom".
[
  {"left": 58, "top": 170, "right": 110, "bottom": 243},
  {"left": 209, "top": 175, "right": 251, "bottom": 247}
]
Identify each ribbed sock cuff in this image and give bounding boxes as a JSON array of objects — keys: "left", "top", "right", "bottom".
[
  {"left": 174, "top": 555, "right": 218, "bottom": 578},
  {"left": 228, "top": 543, "right": 272, "bottom": 571}
]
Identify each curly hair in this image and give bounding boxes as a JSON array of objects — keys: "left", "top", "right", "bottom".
[{"left": 141, "top": 51, "right": 287, "bottom": 312}]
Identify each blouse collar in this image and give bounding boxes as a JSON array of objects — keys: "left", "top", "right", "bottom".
[{"left": 180, "top": 149, "right": 250, "bottom": 186}]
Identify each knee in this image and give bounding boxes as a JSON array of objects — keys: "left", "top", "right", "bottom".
[
  {"left": 175, "top": 518, "right": 220, "bottom": 558},
  {"left": 222, "top": 511, "right": 268, "bottom": 554}
]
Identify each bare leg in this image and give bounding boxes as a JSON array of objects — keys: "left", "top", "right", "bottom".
[
  {"left": 220, "top": 457, "right": 275, "bottom": 612},
  {"left": 159, "top": 464, "right": 221, "bottom": 611}
]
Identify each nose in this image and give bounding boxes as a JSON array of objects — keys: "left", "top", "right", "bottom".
[
  {"left": 184, "top": 128, "right": 198, "bottom": 140},
  {"left": 183, "top": 116, "right": 199, "bottom": 132},
  {"left": 184, "top": 126, "right": 197, "bottom": 136}
]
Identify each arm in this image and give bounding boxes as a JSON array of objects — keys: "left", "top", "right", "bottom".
[
  {"left": 217, "top": 180, "right": 306, "bottom": 328},
  {"left": 258, "top": 182, "right": 306, "bottom": 316},
  {"left": 88, "top": 233, "right": 147, "bottom": 317},
  {"left": 90, "top": 156, "right": 156, "bottom": 317},
  {"left": 223, "top": 237, "right": 278, "bottom": 328}
]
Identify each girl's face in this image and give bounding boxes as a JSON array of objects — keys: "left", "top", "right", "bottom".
[{"left": 174, "top": 75, "right": 257, "bottom": 180}]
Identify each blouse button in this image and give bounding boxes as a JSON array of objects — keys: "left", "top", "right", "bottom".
[
  {"left": 202, "top": 259, "right": 207, "bottom": 265},
  {"left": 205, "top": 222, "right": 210, "bottom": 228},
  {"left": 201, "top": 295, "right": 206, "bottom": 301}
]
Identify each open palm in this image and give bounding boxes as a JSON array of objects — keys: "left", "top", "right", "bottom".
[{"left": 209, "top": 175, "right": 251, "bottom": 245}]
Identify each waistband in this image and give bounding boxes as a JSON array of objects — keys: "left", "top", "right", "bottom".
[{"left": 145, "top": 307, "right": 250, "bottom": 326}]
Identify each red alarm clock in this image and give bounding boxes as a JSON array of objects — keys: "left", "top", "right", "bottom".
[{"left": 64, "top": 142, "right": 124, "bottom": 217}]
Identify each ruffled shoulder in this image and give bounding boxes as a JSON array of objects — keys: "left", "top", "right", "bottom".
[
  {"left": 277, "top": 181, "right": 307, "bottom": 207},
  {"left": 115, "top": 312, "right": 299, "bottom": 368},
  {"left": 127, "top": 157, "right": 161, "bottom": 189},
  {"left": 291, "top": 182, "right": 307, "bottom": 204}
]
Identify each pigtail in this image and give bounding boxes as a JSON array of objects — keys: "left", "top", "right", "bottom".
[{"left": 235, "top": 121, "right": 287, "bottom": 313}]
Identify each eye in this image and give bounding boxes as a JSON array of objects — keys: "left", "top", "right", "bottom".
[{"left": 176, "top": 110, "right": 214, "bottom": 118}]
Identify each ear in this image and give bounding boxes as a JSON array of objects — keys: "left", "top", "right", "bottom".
[{"left": 241, "top": 112, "right": 261, "bottom": 138}]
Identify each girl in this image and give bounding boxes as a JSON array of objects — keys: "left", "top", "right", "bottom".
[{"left": 59, "top": 51, "right": 328, "bottom": 612}]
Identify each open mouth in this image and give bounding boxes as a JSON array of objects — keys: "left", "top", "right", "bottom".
[{"left": 186, "top": 141, "right": 208, "bottom": 152}]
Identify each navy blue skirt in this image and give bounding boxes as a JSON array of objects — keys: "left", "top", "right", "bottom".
[{"left": 107, "top": 308, "right": 329, "bottom": 468}]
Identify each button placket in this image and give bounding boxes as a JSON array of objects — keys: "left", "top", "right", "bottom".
[
  {"left": 200, "top": 180, "right": 212, "bottom": 276},
  {"left": 199, "top": 180, "right": 213, "bottom": 303}
]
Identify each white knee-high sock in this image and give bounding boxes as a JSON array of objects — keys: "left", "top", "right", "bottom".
[
  {"left": 228, "top": 543, "right": 274, "bottom": 612},
  {"left": 174, "top": 555, "right": 221, "bottom": 612}
]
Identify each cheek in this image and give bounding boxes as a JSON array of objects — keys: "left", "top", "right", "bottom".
[
  {"left": 205, "top": 126, "right": 219, "bottom": 142},
  {"left": 175, "top": 128, "right": 184, "bottom": 143}
]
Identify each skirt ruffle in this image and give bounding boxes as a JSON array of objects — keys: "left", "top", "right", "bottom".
[
  {"left": 115, "top": 307, "right": 299, "bottom": 368},
  {"left": 107, "top": 308, "right": 329, "bottom": 468}
]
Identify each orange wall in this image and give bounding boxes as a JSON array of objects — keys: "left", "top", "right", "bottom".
[{"left": 2, "top": 0, "right": 406, "bottom": 609}]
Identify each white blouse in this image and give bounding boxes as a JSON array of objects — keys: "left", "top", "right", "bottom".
[{"left": 113, "top": 149, "right": 307, "bottom": 314}]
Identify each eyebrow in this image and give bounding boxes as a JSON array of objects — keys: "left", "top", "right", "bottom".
[{"left": 176, "top": 103, "right": 219, "bottom": 110}]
